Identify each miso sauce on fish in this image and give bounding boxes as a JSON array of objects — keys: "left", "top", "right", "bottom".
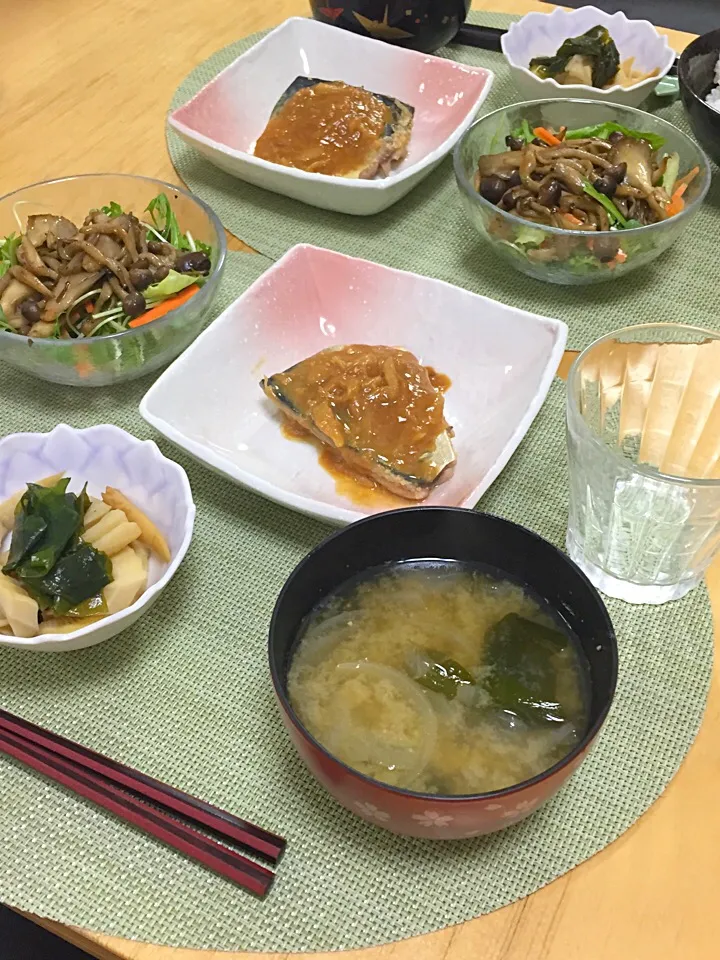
[
  {"left": 261, "top": 345, "right": 455, "bottom": 501},
  {"left": 288, "top": 561, "right": 590, "bottom": 796},
  {"left": 254, "top": 78, "right": 414, "bottom": 179}
]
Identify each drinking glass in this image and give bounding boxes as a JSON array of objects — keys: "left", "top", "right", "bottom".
[{"left": 566, "top": 323, "right": 720, "bottom": 604}]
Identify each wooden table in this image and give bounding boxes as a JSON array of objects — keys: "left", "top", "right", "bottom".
[{"left": 2, "top": 1, "right": 718, "bottom": 958}]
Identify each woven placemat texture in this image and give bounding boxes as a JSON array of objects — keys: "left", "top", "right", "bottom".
[
  {"left": 167, "top": 12, "right": 720, "bottom": 353},
  {"left": 0, "top": 248, "right": 713, "bottom": 952}
]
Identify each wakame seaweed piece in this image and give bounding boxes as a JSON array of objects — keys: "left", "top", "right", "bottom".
[
  {"left": 485, "top": 673, "right": 567, "bottom": 727},
  {"left": 483, "top": 614, "right": 569, "bottom": 722},
  {"left": 18, "top": 577, "right": 53, "bottom": 612},
  {"left": 39, "top": 543, "right": 113, "bottom": 615},
  {"left": 3, "top": 479, "right": 82, "bottom": 578},
  {"left": 77, "top": 482, "right": 91, "bottom": 521},
  {"left": 529, "top": 26, "right": 620, "bottom": 89},
  {"left": 3, "top": 512, "right": 47, "bottom": 572},
  {"left": 62, "top": 593, "right": 109, "bottom": 619},
  {"left": 414, "top": 653, "right": 475, "bottom": 700},
  {"left": 17, "top": 486, "right": 83, "bottom": 578}
]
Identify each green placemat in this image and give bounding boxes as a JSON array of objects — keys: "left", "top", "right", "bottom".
[
  {"left": 0, "top": 251, "right": 713, "bottom": 952},
  {"left": 167, "top": 12, "right": 720, "bottom": 353}
]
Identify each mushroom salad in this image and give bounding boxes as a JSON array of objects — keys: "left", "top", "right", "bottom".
[
  {"left": 475, "top": 120, "right": 701, "bottom": 269},
  {"left": 0, "top": 194, "right": 213, "bottom": 339}
]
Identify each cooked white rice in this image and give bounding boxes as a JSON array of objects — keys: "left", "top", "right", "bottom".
[{"left": 705, "top": 53, "right": 720, "bottom": 113}]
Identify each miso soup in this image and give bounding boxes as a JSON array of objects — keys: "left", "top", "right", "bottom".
[{"left": 288, "top": 561, "right": 590, "bottom": 796}]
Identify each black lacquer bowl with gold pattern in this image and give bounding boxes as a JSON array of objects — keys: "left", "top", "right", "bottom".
[{"left": 310, "top": 1, "right": 471, "bottom": 54}]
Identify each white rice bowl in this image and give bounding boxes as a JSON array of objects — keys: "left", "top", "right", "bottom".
[{"left": 705, "top": 54, "right": 720, "bottom": 112}]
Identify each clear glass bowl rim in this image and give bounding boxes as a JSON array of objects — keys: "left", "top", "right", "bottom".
[
  {"left": 453, "top": 98, "right": 712, "bottom": 239},
  {"left": 0, "top": 172, "right": 227, "bottom": 351},
  {"left": 567, "top": 321, "right": 720, "bottom": 488}
]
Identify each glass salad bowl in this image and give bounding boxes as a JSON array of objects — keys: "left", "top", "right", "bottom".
[
  {"left": 0, "top": 174, "right": 226, "bottom": 386},
  {"left": 453, "top": 100, "right": 710, "bottom": 285}
]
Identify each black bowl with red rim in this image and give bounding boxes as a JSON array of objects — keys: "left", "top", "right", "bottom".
[{"left": 269, "top": 507, "right": 617, "bottom": 838}]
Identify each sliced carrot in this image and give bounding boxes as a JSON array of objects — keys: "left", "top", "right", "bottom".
[
  {"left": 675, "top": 165, "right": 700, "bottom": 189},
  {"left": 128, "top": 284, "right": 200, "bottom": 329},
  {"left": 533, "top": 126, "right": 562, "bottom": 147},
  {"left": 667, "top": 197, "right": 686, "bottom": 216},
  {"left": 76, "top": 359, "right": 94, "bottom": 379},
  {"left": 667, "top": 182, "right": 687, "bottom": 217},
  {"left": 85, "top": 301, "right": 95, "bottom": 313},
  {"left": 562, "top": 213, "right": 583, "bottom": 227},
  {"left": 605, "top": 249, "right": 628, "bottom": 270}
]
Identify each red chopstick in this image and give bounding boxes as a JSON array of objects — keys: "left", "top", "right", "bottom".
[
  {"left": 0, "top": 728, "right": 282, "bottom": 897},
  {"left": 0, "top": 708, "right": 284, "bottom": 864},
  {"left": 0, "top": 725, "right": 275, "bottom": 898}
]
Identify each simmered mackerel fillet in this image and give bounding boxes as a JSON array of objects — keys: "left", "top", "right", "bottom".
[
  {"left": 254, "top": 78, "right": 414, "bottom": 179},
  {"left": 260, "top": 345, "right": 455, "bottom": 500}
]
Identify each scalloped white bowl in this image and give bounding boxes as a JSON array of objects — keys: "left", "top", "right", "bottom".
[
  {"left": 0, "top": 424, "right": 195, "bottom": 652},
  {"left": 501, "top": 6, "right": 675, "bottom": 107}
]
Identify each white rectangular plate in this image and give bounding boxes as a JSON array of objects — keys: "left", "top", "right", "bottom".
[
  {"left": 169, "top": 17, "right": 493, "bottom": 215},
  {"left": 140, "top": 245, "right": 566, "bottom": 525}
]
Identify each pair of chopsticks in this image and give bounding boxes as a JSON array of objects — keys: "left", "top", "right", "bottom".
[
  {"left": 452, "top": 22, "right": 679, "bottom": 76},
  {"left": 0, "top": 709, "right": 285, "bottom": 898}
]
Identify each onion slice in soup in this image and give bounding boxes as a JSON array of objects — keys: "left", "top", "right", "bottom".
[{"left": 327, "top": 660, "right": 438, "bottom": 787}]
